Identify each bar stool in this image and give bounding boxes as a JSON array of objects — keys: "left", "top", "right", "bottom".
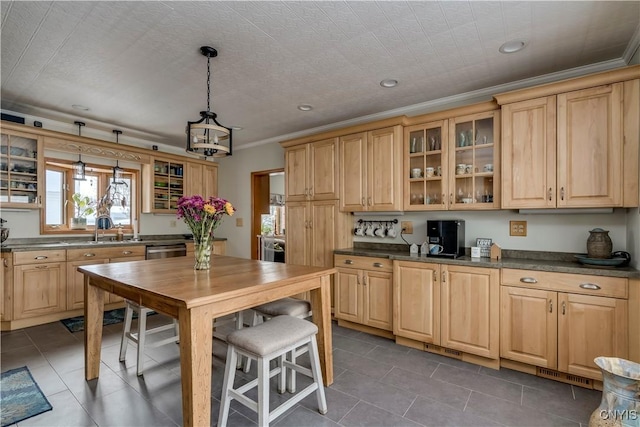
[
  {"left": 246, "top": 298, "right": 312, "bottom": 393},
  {"left": 118, "top": 300, "right": 180, "bottom": 376},
  {"left": 218, "top": 315, "right": 327, "bottom": 427}
]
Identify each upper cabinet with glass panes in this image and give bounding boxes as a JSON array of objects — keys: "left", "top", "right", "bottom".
[
  {"left": 0, "top": 130, "right": 42, "bottom": 208},
  {"left": 403, "top": 104, "right": 500, "bottom": 211}
]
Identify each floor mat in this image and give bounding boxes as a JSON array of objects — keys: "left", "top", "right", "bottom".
[
  {"left": 60, "top": 307, "right": 155, "bottom": 333},
  {"left": 0, "top": 366, "right": 53, "bottom": 426}
]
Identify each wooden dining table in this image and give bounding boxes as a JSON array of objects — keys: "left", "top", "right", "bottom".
[{"left": 78, "top": 255, "right": 335, "bottom": 427}]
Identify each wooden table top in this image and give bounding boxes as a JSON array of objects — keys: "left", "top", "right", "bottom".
[{"left": 78, "top": 255, "right": 336, "bottom": 310}]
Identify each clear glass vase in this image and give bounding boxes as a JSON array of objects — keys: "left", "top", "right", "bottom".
[{"left": 193, "top": 235, "right": 212, "bottom": 270}]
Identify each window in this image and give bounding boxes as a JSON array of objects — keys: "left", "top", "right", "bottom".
[{"left": 43, "top": 159, "right": 137, "bottom": 234}]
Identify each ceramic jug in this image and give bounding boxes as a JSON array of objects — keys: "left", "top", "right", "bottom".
[{"left": 587, "top": 228, "right": 612, "bottom": 259}]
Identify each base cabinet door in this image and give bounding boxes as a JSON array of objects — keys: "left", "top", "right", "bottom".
[
  {"left": 108, "top": 255, "right": 145, "bottom": 303},
  {"left": 363, "top": 270, "right": 393, "bottom": 331},
  {"left": 14, "top": 263, "right": 65, "bottom": 319},
  {"left": 500, "top": 286, "right": 558, "bottom": 368},
  {"left": 557, "top": 293, "right": 628, "bottom": 379},
  {"left": 393, "top": 261, "right": 440, "bottom": 343},
  {"left": 67, "top": 259, "right": 108, "bottom": 310},
  {"left": 441, "top": 265, "right": 499, "bottom": 359},
  {"left": 335, "top": 268, "right": 361, "bottom": 323}
]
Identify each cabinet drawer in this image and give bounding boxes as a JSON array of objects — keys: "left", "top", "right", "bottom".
[
  {"left": 67, "top": 246, "right": 145, "bottom": 262},
  {"left": 14, "top": 250, "right": 66, "bottom": 265},
  {"left": 334, "top": 254, "right": 392, "bottom": 272},
  {"left": 501, "top": 269, "right": 627, "bottom": 298}
]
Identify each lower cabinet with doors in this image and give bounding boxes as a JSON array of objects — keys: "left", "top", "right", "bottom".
[
  {"left": 393, "top": 260, "right": 500, "bottom": 367},
  {"left": 334, "top": 255, "right": 393, "bottom": 337},
  {"left": 12, "top": 250, "right": 67, "bottom": 320},
  {"left": 66, "top": 246, "right": 146, "bottom": 310},
  {"left": 500, "top": 268, "right": 629, "bottom": 381}
]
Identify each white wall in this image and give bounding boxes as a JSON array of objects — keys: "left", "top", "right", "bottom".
[
  {"left": 270, "top": 173, "right": 284, "bottom": 195},
  {"left": 214, "top": 142, "right": 285, "bottom": 258},
  {"left": 352, "top": 210, "right": 629, "bottom": 254}
]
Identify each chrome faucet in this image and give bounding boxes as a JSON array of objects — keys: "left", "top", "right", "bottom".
[{"left": 94, "top": 214, "right": 114, "bottom": 242}]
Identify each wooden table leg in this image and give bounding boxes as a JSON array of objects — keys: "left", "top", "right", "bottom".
[
  {"left": 84, "top": 276, "right": 105, "bottom": 380},
  {"left": 178, "top": 305, "right": 213, "bottom": 427},
  {"left": 310, "top": 274, "right": 334, "bottom": 386}
]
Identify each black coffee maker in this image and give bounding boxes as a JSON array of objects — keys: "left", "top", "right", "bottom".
[{"left": 426, "top": 220, "right": 465, "bottom": 258}]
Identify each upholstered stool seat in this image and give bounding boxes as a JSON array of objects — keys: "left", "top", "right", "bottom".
[
  {"left": 119, "top": 300, "right": 179, "bottom": 376},
  {"left": 218, "top": 315, "right": 327, "bottom": 427}
]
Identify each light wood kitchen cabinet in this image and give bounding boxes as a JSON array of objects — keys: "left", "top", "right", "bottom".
[
  {"left": 13, "top": 250, "right": 66, "bottom": 320},
  {"left": 142, "top": 157, "right": 185, "bottom": 213},
  {"left": 500, "top": 268, "right": 628, "bottom": 380},
  {"left": 285, "top": 138, "right": 338, "bottom": 202},
  {"left": 185, "top": 240, "right": 226, "bottom": 255},
  {"left": 404, "top": 107, "right": 500, "bottom": 210},
  {"left": 335, "top": 255, "right": 393, "bottom": 331},
  {"left": 499, "top": 76, "right": 639, "bottom": 209},
  {"left": 0, "top": 128, "right": 43, "bottom": 208},
  {"left": 1, "top": 253, "right": 12, "bottom": 321},
  {"left": 185, "top": 162, "right": 218, "bottom": 198},
  {"left": 339, "top": 126, "right": 403, "bottom": 212},
  {"left": 66, "top": 246, "right": 146, "bottom": 309},
  {"left": 393, "top": 260, "right": 500, "bottom": 361}
]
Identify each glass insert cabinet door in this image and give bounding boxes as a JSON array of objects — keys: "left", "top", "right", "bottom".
[
  {"left": 448, "top": 111, "right": 499, "bottom": 209},
  {"left": 404, "top": 120, "right": 449, "bottom": 210},
  {"left": 0, "top": 130, "right": 42, "bottom": 208}
]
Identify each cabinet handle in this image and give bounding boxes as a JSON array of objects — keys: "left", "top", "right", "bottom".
[
  {"left": 304, "top": 188, "right": 308, "bottom": 196},
  {"left": 84, "top": 253, "right": 96, "bottom": 257},
  {"left": 520, "top": 277, "right": 538, "bottom": 284},
  {"left": 562, "top": 301, "right": 566, "bottom": 315},
  {"left": 549, "top": 299, "right": 553, "bottom": 313},
  {"left": 442, "top": 193, "right": 445, "bottom": 205},
  {"left": 433, "top": 270, "right": 437, "bottom": 282},
  {"left": 34, "top": 256, "right": 48, "bottom": 260},
  {"left": 356, "top": 274, "right": 360, "bottom": 285},
  {"left": 372, "top": 262, "right": 383, "bottom": 268},
  {"left": 449, "top": 193, "right": 453, "bottom": 204},
  {"left": 35, "top": 265, "right": 48, "bottom": 269},
  {"left": 548, "top": 188, "right": 552, "bottom": 201},
  {"left": 344, "top": 259, "right": 354, "bottom": 265},
  {"left": 122, "top": 251, "right": 133, "bottom": 255},
  {"left": 304, "top": 220, "right": 309, "bottom": 229},
  {"left": 309, "top": 186, "right": 313, "bottom": 197},
  {"left": 363, "top": 275, "right": 368, "bottom": 286},
  {"left": 442, "top": 271, "right": 446, "bottom": 282},
  {"left": 579, "top": 283, "right": 601, "bottom": 290},
  {"left": 560, "top": 187, "right": 565, "bottom": 201},
  {"left": 361, "top": 197, "right": 365, "bottom": 206},
  {"left": 368, "top": 197, "right": 372, "bottom": 206},
  {"left": 38, "top": 195, "right": 42, "bottom": 206},
  {"left": 2, "top": 258, "right": 7, "bottom": 267}
]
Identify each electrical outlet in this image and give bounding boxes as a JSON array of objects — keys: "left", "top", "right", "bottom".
[
  {"left": 236, "top": 217, "right": 243, "bottom": 227},
  {"left": 510, "top": 220, "right": 527, "bottom": 237},
  {"left": 401, "top": 221, "right": 413, "bottom": 234},
  {"left": 169, "top": 220, "right": 176, "bottom": 228}
]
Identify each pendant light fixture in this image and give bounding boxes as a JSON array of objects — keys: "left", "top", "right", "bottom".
[
  {"left": 186, "top": 46, "right": 232, "bottom": 158},
  {"left": 72, "top": 121, "right": 86, "bottom": 181},
  {"left": 112, "top": 130, "right": 125, "bottom": 185}
]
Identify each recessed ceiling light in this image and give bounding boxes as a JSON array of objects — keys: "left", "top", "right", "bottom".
[
  {"left": 499, "top": 40, "right": 526, "bottom": 54},
  {"left": 297, "top": 104, "right": 313, "bottom": 111},
  {"left": 72, "top": 104, "right": 90, "bottom": 111},
  {"left": 380, "top": 79, "right": 398, "bottom": 88}
]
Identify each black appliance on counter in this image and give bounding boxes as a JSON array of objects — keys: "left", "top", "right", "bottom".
[{"left": 426, "top": 220, "right": 465, "bottom": 258}]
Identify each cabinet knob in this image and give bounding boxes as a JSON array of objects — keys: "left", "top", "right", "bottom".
[
  {"left": 549, "top": 299, "right": 553, "bottom": 313},
  {"left": 560, "top": 187, "right": 565, "bottom": 201},
  {"left": 562, "top": 301, "right": 566, "bottom": 315},
  {"left": 34, "top": 255, "right": 48, "bottom": 260},
  {"left": 309, "top": 186, "right": 313, "bottom": 197},
  {"left": 84, "top": 253, "right": 96, "bottom": 257},
  {"left": 442, "top": 193, "right": 445, "bottom": 205},
  {"left": 548, "top": 188, "right": 552, "bottom": 201},
  {"left": 579, "top": 283, "right": 601, "bottom": 290},
  {"left": 519, "top": 277, "right": 538, "bottom": 284}
]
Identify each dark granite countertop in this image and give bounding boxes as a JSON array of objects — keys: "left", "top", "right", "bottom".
[
  {"left": 334, "top": 244, "right": 640, "bottom": 279},
  {"left": 1, "top": 235, "right": 227, "bottom": 252}
]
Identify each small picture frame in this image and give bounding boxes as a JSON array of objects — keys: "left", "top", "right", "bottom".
[{"left": 476, "top": 238, "right": 492, "bottom": 258}]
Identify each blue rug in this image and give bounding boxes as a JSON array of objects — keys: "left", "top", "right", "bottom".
[
  {"left": 60, "top": 307, "right": 155, "bottom": 333},
  {"left": 1, "top": 366, "right": 52, "bottom": 426}
]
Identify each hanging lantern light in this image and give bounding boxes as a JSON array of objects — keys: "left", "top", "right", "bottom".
[
  {"left": 72, "top": 121, "right": 86, "bottom": 181},
  {"left": 186, "top": 46, "right": 232, "bottom": 158},
  {"left": 112, "top": 130, "right": 125, "bottom": 185}
]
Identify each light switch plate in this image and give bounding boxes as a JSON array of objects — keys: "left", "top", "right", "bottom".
[{"left": 236, "top": 217, "right": 243, "bottom": 227}]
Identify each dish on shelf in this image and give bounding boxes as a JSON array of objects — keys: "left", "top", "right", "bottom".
[
  {"left": 154, "top": 182, "right": 168, "bottom": 187},
  {"left": 10, "top": 147, "right": 26, "bottom": 156},
  {"left": 574, "top": 255, "right": 627, "bottom": 266}
]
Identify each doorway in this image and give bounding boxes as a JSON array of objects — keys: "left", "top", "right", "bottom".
[{"left": 251, "top": 168, "right": 285, "bottom": 260}]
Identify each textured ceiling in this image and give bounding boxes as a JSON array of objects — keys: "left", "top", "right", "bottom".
[{"left": 1, "top": 1, "right": 639, "bottom": 150}]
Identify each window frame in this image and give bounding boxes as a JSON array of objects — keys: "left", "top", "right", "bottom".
[{"left": 41, "top": 158, "right": 139, "bottom": 235}]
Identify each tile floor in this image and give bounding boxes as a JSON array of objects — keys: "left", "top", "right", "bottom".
[{"left": 1, "top": 314, "right": 601, "bottom": 426}]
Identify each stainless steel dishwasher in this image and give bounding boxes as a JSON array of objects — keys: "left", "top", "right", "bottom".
[{"left": 145, "top": 243, "right": 187, "bottom": 259}]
